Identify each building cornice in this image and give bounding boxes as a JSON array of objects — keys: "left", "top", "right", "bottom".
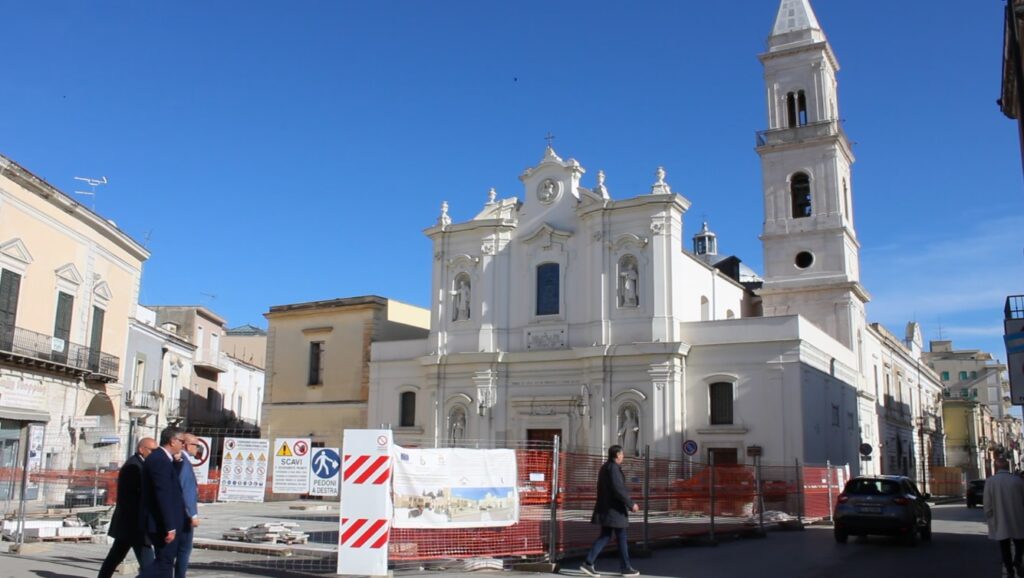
[{"left": 0, "top": 154, "right": 150, "bottom": 262}]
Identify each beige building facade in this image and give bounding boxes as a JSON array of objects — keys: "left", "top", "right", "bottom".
[
  {"left": 149, "top": 306, "right": 234, "bottom": 428},
  {"left": 262, "top": 296, "right": 428, "bottom": 446},
  {"left": 0, "top": 153, "right": 149, "bottom": 486}
]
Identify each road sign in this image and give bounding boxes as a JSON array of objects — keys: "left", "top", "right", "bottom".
[
  {"left": 71, "top": 416, "right": 100, "bottom": 429},
  {"left": 273, "top": 438, "right": 312, "bottom": 494},
  {"left": 310, "top": 447, "right": 341, "bottom": 497},
  {"left": 683, "top": 440, "right": 698, "bottom": 456}
]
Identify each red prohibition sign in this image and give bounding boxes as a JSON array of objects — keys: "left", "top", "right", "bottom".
[
  {"left": 192, "top": 437, "right": 211, "bottom": 466},
  {"left": 294, "top": 441, "right": 308, "bottom": 456}
]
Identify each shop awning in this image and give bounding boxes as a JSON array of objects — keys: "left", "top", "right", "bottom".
[{"left": 0, "top": 407, "right": 50, "bottom": 423}]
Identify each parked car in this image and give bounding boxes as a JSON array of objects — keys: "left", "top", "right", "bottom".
[
  {"left": 833, "top": 475, "right": 931, "bottom": 545},
  {"left": 64, "top": 485, "right": 108, "bottom": 508},
  {"left": 966, "top": 479, "right": 985, "bottom": 508}
]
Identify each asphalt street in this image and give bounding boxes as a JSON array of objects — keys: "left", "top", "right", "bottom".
[{"left": 0, "top": 502, "right": 1002, "bottom": 578}]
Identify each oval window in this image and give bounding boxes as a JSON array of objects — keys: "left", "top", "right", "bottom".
[{"left": 795, "top": 252, "right": 814, "bottom": 269}]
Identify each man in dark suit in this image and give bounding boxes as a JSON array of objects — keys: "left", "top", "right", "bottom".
[
  {"left": 97, "top": 437, "right": 158, "bottom": 578},
  {"left": 581, "top": 445, "right": 640, "bottom": 577},
  {"left": 138, "top": 426, "right": 187, "bottom": 578}
]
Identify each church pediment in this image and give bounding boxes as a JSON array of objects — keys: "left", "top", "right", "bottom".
[
  {"left": 521, "top": 223, "right": 573, "bottom": 248},
  {"left": 0, "top": 238, "right": 33, "bottom": 266}
]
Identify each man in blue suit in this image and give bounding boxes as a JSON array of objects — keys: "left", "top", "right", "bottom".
[
  {"left": 138, "top": 426, "right": 186, "bottom": 578},
  {"left": 174, "top": 433, "right": 201, "bottom": 578}
]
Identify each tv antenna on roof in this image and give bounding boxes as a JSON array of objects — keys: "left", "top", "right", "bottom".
[{"left": 73, "top": 175, "right": 107, "bottom": 211}]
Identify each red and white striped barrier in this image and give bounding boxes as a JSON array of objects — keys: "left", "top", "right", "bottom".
[
  {"left": 343, "top": 454, "right": 391, "bottom": 485},
  {"left": 340, "top": 517, "right": 390, "bottom": 549}
]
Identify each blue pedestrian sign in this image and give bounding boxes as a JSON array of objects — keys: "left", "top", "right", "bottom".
[
  {"left": 309, "top": 447, "right": 341, "bottom": 496},
  {"left": 312, "top": 448, "right": 341, "bottom": 479},
  {"left": 683, "top": 440, "right": 698, "bottom": 456}
]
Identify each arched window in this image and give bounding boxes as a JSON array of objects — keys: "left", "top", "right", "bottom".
[
  {"left": 618, "top": 255, "right": 639, "bottom": 308},
  {"left": 791, "top": 172, "right": 812, "bottom": 218},
  {"left": 797, "top": 90, "right": 808, "bottom": 126},
  {"left": 786, "top": 92, "right": 797, "bottom": 128},
  {"left": 709, "top": 382, "right": 733, "bottom": 425},
  {"left": 400, "top": 391, "right": 416, "bottom": 427},
  {"left": 700, "top": 296, "right": 710, "bottom": 321},
  {"left": 842, "top": 178, "right": 850, "bottom": 221},
  {"left": 536, "top": 263, "right": 560, "bottom": 316}
]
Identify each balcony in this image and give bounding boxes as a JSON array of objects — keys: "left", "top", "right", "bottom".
[
  {"left": 755, "top": 120, "right": 848, "bottom": 148},
  {"left": 0, "top": 323, "right": 119, "bottom": 381},
  {"left": 125, "top": 390, "right": 161, "bottom": 413},
  {"left": 166, "top": 396, "right": 188, "bottom": 421},
  {"left": 943, "top": 388, "right": 978, "bottom": 401},
  {"left": 193, "top": 348, "right": 226, "bottom": 373}
]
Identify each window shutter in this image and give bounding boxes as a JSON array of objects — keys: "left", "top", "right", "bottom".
[{"left": 0, "top": 270, "right": 22, "bottom": 350}]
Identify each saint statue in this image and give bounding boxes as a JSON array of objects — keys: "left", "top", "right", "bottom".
[
  {"left": 617, "top": 405, "right": 641, "bottom": 457},
  {"left": 452, "top": 277, "right": 471, "bottom": 321},
  {"left": 449, "top": 407, "right": 467, "bottom": 443}
]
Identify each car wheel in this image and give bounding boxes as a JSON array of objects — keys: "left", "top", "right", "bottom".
[
  {"left": 920, "top": 521, "right": 932, "bottom": 542},
  {"left": 966, "top": 500, "right": 975, "bottom": 509},
  {"left": 904, "top": 524, "right": 919, "bottom": 547},
  {"left": 834, "top": 528, "right": 848, "bottom": 544}
]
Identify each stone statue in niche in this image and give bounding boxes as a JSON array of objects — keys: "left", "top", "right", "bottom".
[
  {"left": 452, "top": 277, "right": 471, "bottom": 321},
  {"left": 449, "top": 407, "right": 466, "bottom": 443},
  {"left": 619, "top": 260, "right": 639, "bottom": 308},
  {"left": 617, "top": 405, "right": 641, "bottom": 457}
]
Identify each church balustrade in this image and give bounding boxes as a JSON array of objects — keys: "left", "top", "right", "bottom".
[{"left": 755, "top": 119, "right": 844, "bottom": 147}]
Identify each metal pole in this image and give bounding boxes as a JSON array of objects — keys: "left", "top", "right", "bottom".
[
  {"left": 547, "top": 435, "right": 560, "bottom": 563},
  {"left": 93, "top": 464, "right": 99, "bottom": 507},
  {"left": 796, "top": 458, "right": 803, "bottom": 525},
  {"left": 826, "top": 460, "right": 833, "bottom": 523},
  {"left": 15, "top": 431, "right": 29, "bottom": 549},
  {"left": 642, "top": 445, "right": 650, "bottom": 549},
  {"left": 708, "top": 451, "right": 716, "bottom": 543},
  {"left": 756, "top": 454, "right": 764, "bottom": 533}
]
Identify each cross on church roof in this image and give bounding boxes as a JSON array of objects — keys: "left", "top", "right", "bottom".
[{"left": 544, "top": 132, "right": 555, "bottom": 148}]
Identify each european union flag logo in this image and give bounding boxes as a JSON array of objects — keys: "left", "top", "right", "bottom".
[{"left": 401, "top": 453, "right": 409, "bottom": 461}]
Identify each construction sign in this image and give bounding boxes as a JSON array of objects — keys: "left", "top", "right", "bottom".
[
  {"left": 273, "top": 438, "right": 312, "bottom": 494},
  {"left": 309, "top": 447, "right": 341, "bottom": 497},
  {"left": 338, "top": 429, "right": 392, "bottom": 576},
  {"left": 217, "top": 438, "right": 269, "bottom": 503}
]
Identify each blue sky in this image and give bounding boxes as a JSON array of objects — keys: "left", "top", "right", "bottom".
[{"left": 0, "top": 1, "right": 1021, "bottom": 362}]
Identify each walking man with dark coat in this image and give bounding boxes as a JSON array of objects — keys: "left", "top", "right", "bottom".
[
  {"left": 97, "top": 437, "right": 158, "bottom": 578},
  {"left": 173, "top": 433, "right": 201, "bottom": 578},
  {"left": 581, "top": 445, "right": 640, "bottom": 577},
  {"left": 138, "top": 426, "right": 188, "bottom": 578}
]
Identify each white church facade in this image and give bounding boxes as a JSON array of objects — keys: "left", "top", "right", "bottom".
[{"left": 368, "top": 0, "right": 944, "bottom": 477}]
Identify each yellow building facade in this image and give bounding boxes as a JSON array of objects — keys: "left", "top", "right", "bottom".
[
  {"left": 0, "top": 154, "right": 148, "bottom": 484},
  {"left": 262, "top": 296, "right": 428, "bottom": 447}
]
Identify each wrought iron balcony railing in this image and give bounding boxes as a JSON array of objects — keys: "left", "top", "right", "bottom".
[
  {"left": 125, "top": 389, "right": 161, "bottom": 411},
  {"left": 0, "top": 322, "right": 119, "bottom": 381}
]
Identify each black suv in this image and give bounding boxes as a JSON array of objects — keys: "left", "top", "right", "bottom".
[
  {"left": 833, "top": 475, "right": 932, "bottom": 545},
  {"left": 966, "top": 479, "right": 985, "bottom": 508}
]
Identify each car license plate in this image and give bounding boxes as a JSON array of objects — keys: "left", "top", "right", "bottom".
[{"left": 858, "top": 506, "right": 881, "bottom": 514}]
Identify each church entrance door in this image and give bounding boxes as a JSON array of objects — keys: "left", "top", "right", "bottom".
[
  {"left": 707, "top": 448, "right": 738, "bottom": 465},
  {"left": 527, "top": 428, "right": 562, "bottom": 450}
]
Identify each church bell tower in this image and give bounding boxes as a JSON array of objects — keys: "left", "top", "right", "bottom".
[{"left": 756, "top": 0, "right": 868, "bottom": 350}]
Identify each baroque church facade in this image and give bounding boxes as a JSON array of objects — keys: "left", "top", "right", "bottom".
[{"left": 369, "top": 0, "right": 944, "bottom": 477}]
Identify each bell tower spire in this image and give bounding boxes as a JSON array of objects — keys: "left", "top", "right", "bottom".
[{"left": 756, "top": 0, "right": 868, "bottom": 351}]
